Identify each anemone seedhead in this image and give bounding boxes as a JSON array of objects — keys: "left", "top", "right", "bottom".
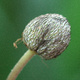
[{"left": 22, "top": 14, "right": 71, "bottom": 60}]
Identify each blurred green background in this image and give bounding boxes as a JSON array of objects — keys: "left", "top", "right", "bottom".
[{"left": 0, "top": 0, "right": 80, "bottom": 80}]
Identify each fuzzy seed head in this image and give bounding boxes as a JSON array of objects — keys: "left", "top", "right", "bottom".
[{"left": 22, "top": 14, "right": 71, "bottom": 60}]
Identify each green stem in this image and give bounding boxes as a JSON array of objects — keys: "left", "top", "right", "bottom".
[{"left": 7, "top": 49, "right": 36, "bottom": 80}]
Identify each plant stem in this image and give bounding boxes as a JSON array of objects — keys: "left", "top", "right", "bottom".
[{"left": 7, "top": 49, "right": 37, "bottom": 80}]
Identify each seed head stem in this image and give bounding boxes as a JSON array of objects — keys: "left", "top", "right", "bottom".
[{"left": 7, "top": 49, "right": 36, "bottom": 80}]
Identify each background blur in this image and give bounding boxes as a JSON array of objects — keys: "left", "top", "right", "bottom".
[{"left": 0, "top": 0, "right": 80, "bottom": 80}]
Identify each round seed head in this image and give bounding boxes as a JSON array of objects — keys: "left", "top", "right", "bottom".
[{"left": 22, "top": 14, "right": 71, "bottom": 60}]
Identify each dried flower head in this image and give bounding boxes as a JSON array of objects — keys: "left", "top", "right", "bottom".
[{"left": 22, "top": 14, "right": 71, "bottom": 60}]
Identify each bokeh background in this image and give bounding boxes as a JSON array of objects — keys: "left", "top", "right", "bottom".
[{"left": 0, "top": 0, "right": 80, "bottom": 80}]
